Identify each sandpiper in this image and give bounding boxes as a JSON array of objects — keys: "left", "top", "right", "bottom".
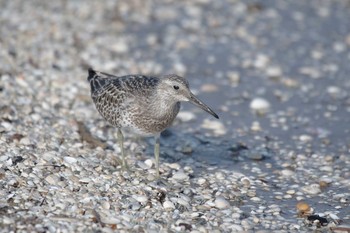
[{"left": 87, "top": 68, "right": 219, "bottom": 177}]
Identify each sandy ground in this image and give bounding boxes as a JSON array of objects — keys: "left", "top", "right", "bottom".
[{"left": 0, "top": 0, "right": 349, "bottom": 232}]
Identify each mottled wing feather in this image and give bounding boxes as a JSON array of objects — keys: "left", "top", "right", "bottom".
[
  {"left": 88, "top": 69, "right": 116, "bottom": 95},
  {"left": 92, "top": 81, "right": 126, "bottom": 126},
  {"left": 88, "top": 70, "right": 160, "bottom": 128},
  {"left": 114, "top": 75, "right": 160, "bottom": 128},
  {"left": 117, "top": 75, "right": 159, "bottom": 95}
]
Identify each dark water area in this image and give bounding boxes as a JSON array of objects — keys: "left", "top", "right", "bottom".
[{"left": 137, "top": 0, "right": 350, "bottom": 223}]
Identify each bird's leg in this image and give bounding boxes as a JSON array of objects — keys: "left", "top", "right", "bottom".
[
  {"left": 117, "top": 128, "right": 128, "bottom": 170},
  {"left": 154, "top": 133, "right": 160, "bottom": 177}
]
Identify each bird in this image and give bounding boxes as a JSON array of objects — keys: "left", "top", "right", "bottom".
[{"left": 87, "top": 68, "right": 219, "bottom": 177}]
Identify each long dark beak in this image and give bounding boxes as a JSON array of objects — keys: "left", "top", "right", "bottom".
[{"left": 189, "top": 93, "right": 219, "bottom": 119}]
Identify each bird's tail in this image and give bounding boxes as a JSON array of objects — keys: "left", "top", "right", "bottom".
[
  {"left": 87, "top": 68, "right": 111, "bottom": 95},
  {"left": 87, "top": 68, "right": 98, "bottom": 82}
]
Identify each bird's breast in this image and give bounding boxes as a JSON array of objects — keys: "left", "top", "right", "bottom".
[{"left": 130, "top": 102, "right": 180, "bottom": 134}]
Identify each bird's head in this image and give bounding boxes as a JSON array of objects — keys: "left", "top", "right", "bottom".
[{"left": 159, "top": 74, "right": 219, "bottom": 119}]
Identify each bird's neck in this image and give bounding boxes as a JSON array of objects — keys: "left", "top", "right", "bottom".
[
  {"left": 151, "top": 94, "right": 180, "bottom": 120},
  {"left": 160, "top": 100, "right": 180, "bottom": 116}
]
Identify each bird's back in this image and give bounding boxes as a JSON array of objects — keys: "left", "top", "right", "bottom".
[
  {"left": 88, "top": 68, "right": 159, "bottom": 96},
  {"left": 87, "top": 68, "right": 162, "bottom": 131}
]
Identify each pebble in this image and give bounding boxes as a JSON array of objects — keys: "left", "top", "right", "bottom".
[
  {"left": 79, "top": 178, "right": 91, "bottom": 183},
  {"left": 227, "top": 71, "right": 240, "bottom": 86},
  {"left": 5, "top": 158, "right": 12, "bottom": 166},
  {"left": 173, "top": 62, "right": 187, "bottom": 75},
  {"left": 200, "top": 84, "right": 219, "bottom": 93},
  {"left": 101, "top": 201, "right": 110, "bottom": 210},
  {"left": 42, "top": 151, "right": 58, "bottom": 161},
  {"left": 163, "top": 200, "right": 175, "bottom": 210},
  {"left": 144, "top": 159, "right": 153, "bottom": 169},
  {"left": 177, "top": 111, "right": 196, "bottom": 122},
  {"left": 101, "top": 217, "right": 119, "bottom": 225},
  {"left": 299, "top": 66, "right": 321, "bottom": 79},
  {"left": 198, "top": 178, "right": 207, "bottom": 185},
  {"left": 286, "top": 190, "right": 295, "bottom": 195},
  {"left": 3, "top": 217, "right": 14, "bottom": 225},
  {"left": 1, "top": 122, "right": 13, "bottom": 131},
  {"left": 0, "top": 155, "right": 8, "bottom": 163},
  {"left": 168, "top": 163, "right": 181, "bottom": 170},
  {"left": 253, "top": 216, "right": 260, "bottom": 223},
  {"left": 280, "top": 169, "right": 295, "bottom": 177},
  {"left": 250, "top": 98, "right": 271, "bottom": 115},
  {"left": 137, "top": 161, "right": 149, "bottom": 169},
  {"left": 250, "top": 197, "right": 261, "bottom": 202},
  {"left": 230, "top": 225, "right": 243, "bottom": 231},
  {"left": 133, "top": 195, "right": 148, "bottom": 204},
  {"left": 231, "top": 213, "right": 241, "bottom": 219},
  {"left": 327, "top": 86, "right": 342, "bottom": 98},
  {"left": 299, "top": 134, "right": 313, "bottom": 142},
  {"left": 20, "top": 137, "right": 31, "bottom": 145},
  {"left": 215, "top": 172, "right": 225, "bottom": 179},
  {"left": 241, "top": 149, "right": 264, "bottom": 160},
  {"left": 45, "top": 175, "right": 58, "bottom": 185},
  {"left": 214, "top": 196, "right": 230, "bottom": 209},
  {"left": 251, "top": 121, "right": 262, "bottom": 131},
  {"left": 63, "top": 156, "right": 77, "bottom": 164},
  {"left": 319, "top": 166, "right": 333, "bottom": 172},
  {"left": 172, "top": 171, "right": 189, "bottom": 181},
  {"left": 302, "top": 184, "right": 321, "bottom": 195},
  {"left": 176, "top": 197, "right": 189, "bottom": 207},
  {"left": 254, "top": 54, "right": 270, "bottom": 69},
  {"left": 111, "top": 40, "right": 129, "bottom": 54},
  {"left": 240, "top": 177, "right": 251, "bottom": 187},
  {"left": 328, "top": 213, "right": 340, "bottom": 220},
  {"left": 319, "top": 178, "right": 332, "bottom": 188},
  {"left": 296, "top": 202, "right": 311, "bottom": 213},
  {"left": 201, "top": 119, "right": 227, "bottom": 136},
  {"left": 266, "top": 66, "right": 282, "bottom": 78}
]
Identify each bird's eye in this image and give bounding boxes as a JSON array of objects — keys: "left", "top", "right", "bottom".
[{"left": 173, "top": 85, "right": 179, "bottom": 90}]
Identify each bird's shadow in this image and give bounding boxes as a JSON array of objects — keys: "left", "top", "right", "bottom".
[
  {"left": 78, "top": 121, "right": 277, "bottom": 178},
  {"left": 143, "top": 129, "right": 277, "bottom": 177}
]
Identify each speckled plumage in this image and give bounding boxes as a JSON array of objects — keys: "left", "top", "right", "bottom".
[
  {"left": 87, "top": 68, "right": 218, "bottom": 176},
  {"left": 88, "top": 69, "right": 183, "bottom": 135}
]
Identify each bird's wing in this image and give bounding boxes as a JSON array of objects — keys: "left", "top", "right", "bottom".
[
  {"left": 90, "top": 72, "right": 160, "bottom": 109},
  {"left": 88, "top": 69, "right": 119, "bottom": 97}
]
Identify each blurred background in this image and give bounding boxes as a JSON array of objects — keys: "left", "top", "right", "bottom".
[
  {"left": 1, "top": 0, "right": 350, "bottom": 230},
  {"left": 1, "top": 0, "right": 349, "bottom": 152}
]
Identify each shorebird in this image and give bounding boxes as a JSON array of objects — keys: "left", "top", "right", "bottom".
[{"left": 87, "top": 68, "right": 219, "bottom": 177}]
